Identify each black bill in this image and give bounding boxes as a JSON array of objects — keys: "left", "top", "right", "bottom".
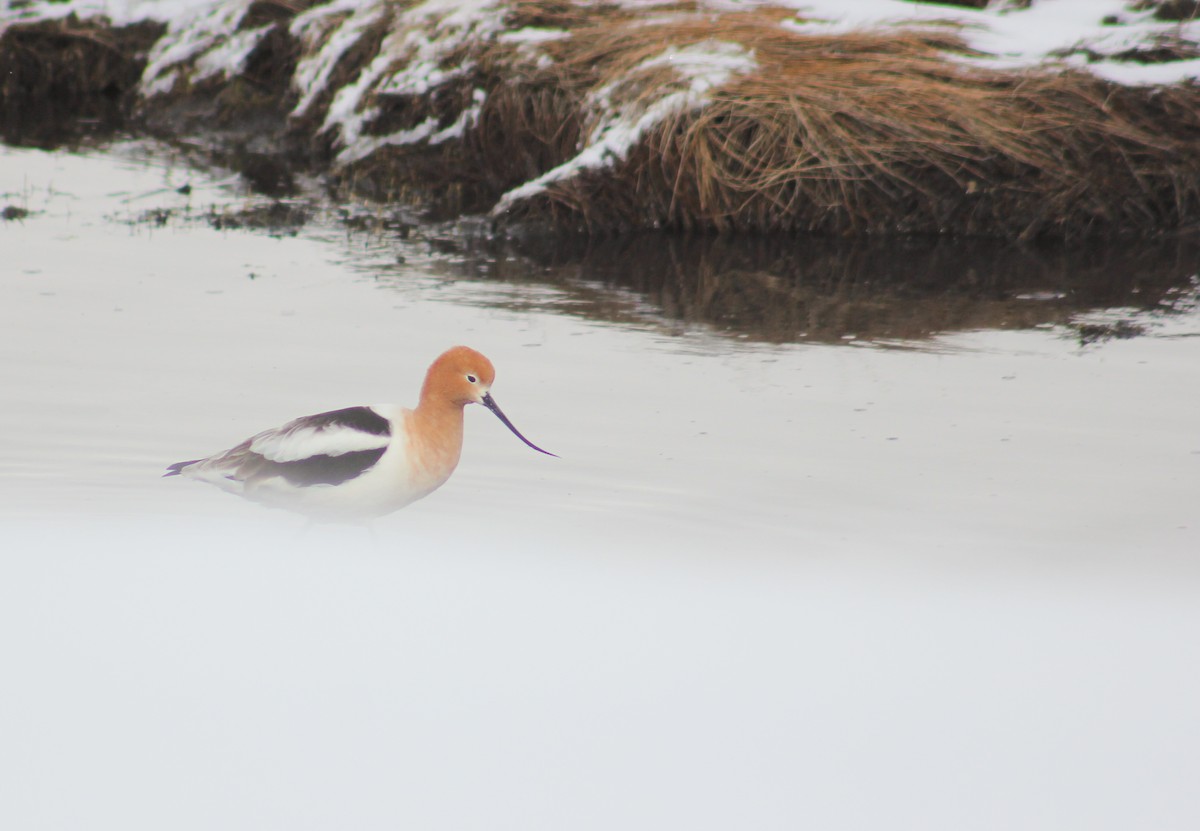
[{"left": 481, "top": 392, "right": 557, "bottom": 457}]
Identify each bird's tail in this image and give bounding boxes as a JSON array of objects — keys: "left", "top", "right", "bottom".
[{"left": 163, "top": 459, "right": 202, "bottom": 478}]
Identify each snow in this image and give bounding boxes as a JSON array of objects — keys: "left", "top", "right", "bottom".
[
  {"left": 497, "top": 25, "right": 569, "bottom": 67},
  {"left": 289, "top": 0, "right": 388, "bottom": 120},
  {"left": 331, "top": 86, "right": 486, "bottom": 165},
  {"left": 374, "top": 0, "right": 506, "bottom": 101},
  {"left": 0, "top": 0, "right": 215, "bottom": 27},
  {"left": 139, "top": 1, "right": 248, "bottom": 97},
  {"left": 191, "top": 21, "right": 272, "bottom": 85},
  {"left": 374, "top": 51, "right": 472, "bottom": 97},
  {"left": 4, "top": 0, "right": 1199, "bottom": 174},
  {"left": 5, "top": 0, "right": 1199, "bottom": 91},
  {"left": 784, "top": 0, "right": 1200, "bottom": 83},
  {"left": 497, "top": 26, "right": 570, "bottom": 45},
  {"left": 318, "top": 0, "right": 504, "bottom": 164},
  {"left": 1086, "top": 55, "right": 1200, "bottom": 85},
  {"left": 0, "top": 0, "right": 258, "bottom": 98},
  {"left": 494, "top": 40, "right": 758, "bottom": 213},
  {"left": 320, "top": 26, "right": 413, "bottom": 159}
]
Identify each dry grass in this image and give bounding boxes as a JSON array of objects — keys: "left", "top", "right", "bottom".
[
  {"left": 4, "top": 0, "right": 1199, "bottom": 237},
  {"left": 476, "top": 7, "right": 1200, "bottom": 237}
]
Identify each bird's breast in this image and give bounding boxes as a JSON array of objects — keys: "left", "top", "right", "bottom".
[{"left": 368, "top": 407, "right": 459, "bottom": 503}]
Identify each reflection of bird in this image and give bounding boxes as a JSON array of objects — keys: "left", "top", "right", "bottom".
[{"left": 165, "top": 346, "right": 555, "bottom": 521}]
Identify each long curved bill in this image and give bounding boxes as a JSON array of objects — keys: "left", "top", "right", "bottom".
[{"left": 481, "top": 392, "right": 557, "bottom": 457}]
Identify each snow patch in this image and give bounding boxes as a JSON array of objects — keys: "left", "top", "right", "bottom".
[
  {"left": 289, "top": 0, "right": 388, "bottom": 120},
  {"left": 1086, "top": 56, "right": 1200, "bottom": 86},
  {"left": 782, "top": 0, "right": 1200, "bottom": 84},
  {"left": 335, "top": 88, "right": 487, "bottom": 165},
  {"left": 192, "top": 22, "right": 271, "bottom": 84},
  {"left": 5, "top": 0, "right": 1199, "bottom": 97},
  {"left": 321, "top": 27, "right": 414, "bottom": 160},
  {"left": 140, "top": 1, "right": 246, "bottom": 97},
  {"left": 494, "top": 40, "right": 757, "bottom": 214},
  {"left": 0, "top": 0, "right": 216, "bottom": 28},
  {"left": 497, "top": 27, "right": 570, "bottom": 46},
  {"left": 324, "top": 0, "right": 504, "bottom": 165}
]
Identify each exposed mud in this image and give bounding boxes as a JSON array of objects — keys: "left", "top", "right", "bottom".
[{"left": 203, "top": 200, "right": 311, "bottom": 233}]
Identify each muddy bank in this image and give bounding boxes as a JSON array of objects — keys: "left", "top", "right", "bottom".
[{"left": 2, "top": 0, "right": 1200, "bottom": 238}]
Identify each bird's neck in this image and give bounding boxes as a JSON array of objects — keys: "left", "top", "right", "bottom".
[{"left": 409, "top": 399, "right": 466, "bottom": 478}]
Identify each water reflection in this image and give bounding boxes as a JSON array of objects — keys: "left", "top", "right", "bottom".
[{"left": 414, "top": 230, "right": 1200, "bottom": 345}]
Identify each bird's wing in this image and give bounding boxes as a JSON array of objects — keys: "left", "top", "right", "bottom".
[
  {"left": 178, "top": 406, "right": 398, "bottom": 494},
  {"left": 249, "top": 406, "right": 391, "bottom": 462}
]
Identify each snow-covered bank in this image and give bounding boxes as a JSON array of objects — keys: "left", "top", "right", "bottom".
[
  {"left": 3, "top": 0, "right": 1199, "bottom": 236},
  {"left": 791, "top": 0, "right": 1200, "bottom": 81},
  {"left": 7, "top": 0, "right": 1199, "bottom": 87}
]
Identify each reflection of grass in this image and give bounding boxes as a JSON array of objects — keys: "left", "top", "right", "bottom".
[{"left": 431, "top": 232, "right": 1200, "bottom": 345}]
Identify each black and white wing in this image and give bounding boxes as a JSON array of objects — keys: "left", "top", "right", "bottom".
[{"left": 173, "top": 406, "right": 393, "bottom": 489}]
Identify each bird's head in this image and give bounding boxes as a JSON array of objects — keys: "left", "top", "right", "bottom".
[
  {"left": 422, "top": 346, "right": 556, "bottom": 457},
  {"left": 424, "top": 345, "right": 497, "bottom": 407}
]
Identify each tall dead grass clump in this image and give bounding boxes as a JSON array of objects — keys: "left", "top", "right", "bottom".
[{"left": 485, "top": 7, "right": 1200, "bottom": 238}]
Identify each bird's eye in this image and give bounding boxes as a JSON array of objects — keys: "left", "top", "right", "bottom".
[{"left": 466, "top": 374, "right": 477, "bottom": 383}]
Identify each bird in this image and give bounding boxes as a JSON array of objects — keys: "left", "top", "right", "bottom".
[{"left": 164, "top": 346, "right": 555, "bottom": 521}]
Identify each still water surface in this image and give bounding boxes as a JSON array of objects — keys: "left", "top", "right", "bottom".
[
  {"left": 2, "top": 140, "right": 1198, "bottom": 830},
  {"left": 2, "top": 139, "right": 1196, "bottom": 554}
]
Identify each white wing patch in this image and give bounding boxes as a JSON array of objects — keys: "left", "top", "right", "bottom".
[{"left": 249, "top": 415, "right": 391, "bottom": 463}]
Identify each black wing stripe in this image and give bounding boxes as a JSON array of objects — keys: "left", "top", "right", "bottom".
[
  {"left": 246, "top": 447, "right": 388, "bottom": 487},
  {"left": 299, "top": 406, "right": 391, "bottom": 437}
]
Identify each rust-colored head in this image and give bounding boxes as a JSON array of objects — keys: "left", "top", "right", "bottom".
[
  {"left": 419, "top": 346, "right": 556, "bottom": 457},
  {"left": 420, "top": 345, "right": 497, "bottom": 408}
]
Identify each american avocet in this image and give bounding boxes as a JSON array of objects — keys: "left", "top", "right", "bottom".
[{"left": 164, "top": 346, "right": 554, "bottom": 520}]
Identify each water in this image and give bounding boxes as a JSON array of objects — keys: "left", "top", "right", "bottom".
[{"left": 2, "top": 140, "right": 1199, "bottom": 830}]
